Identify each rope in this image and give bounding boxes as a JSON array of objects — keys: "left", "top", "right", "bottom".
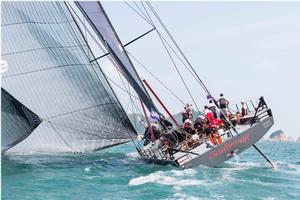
[
  {"left": 146, "top": 1, "right": 211, "bottom": 96},
  {"left": 48, "top": 121, "right": 78, "bottom": 152},
  {"left": 66, "top": 2, "right": 110, "bottom": 59},
  {"left": 139, "top": 2, "right": 206, "bottom": 92},
  {"left": 123, "top": 1, "right": 154, "bottom": 26},
  {"left": 127, "top": 51, "right": 185, "bottom": 105},
  {"left": 132, "top": 2, "right": 201, "bottom": 112}
]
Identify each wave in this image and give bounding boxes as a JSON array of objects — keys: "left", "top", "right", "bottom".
[
  {"left": 222, "top": 160, "right": 267, "bottom": 170},
  {"left": 126, "top": 151, "right": 140, "bottom": 158},
  {"left": 275, "top": 161, "right": 300, "bottom": 174},
  {"left": 129, "top": 169, "right": 205, "bottom": 186}
]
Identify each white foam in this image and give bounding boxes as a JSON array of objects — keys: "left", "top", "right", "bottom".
[
  {"left": 226, "top": 161, "right": 262, "bottom": 170},
  {"left": 129, "top": 170, "right": 204, "bottom": 186},
  {"left": 275, "top": 161, "right": 300, "bottom": 174},
  {"left": 84, "top": 167, "right": 91, "bottom": 172},
  {"left": 126, "top": 152, "right": 140, "bottom": 158},
  {"left": 173, "top": 169, "right": 196, "bottom": 177}
]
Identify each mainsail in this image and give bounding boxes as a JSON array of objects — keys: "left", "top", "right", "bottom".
[
  {"left": 75, "top": 1, "right": 158, "bottom": 113},
  {"left": 1, "top": 1, "right": 136, "bottom": 153}
]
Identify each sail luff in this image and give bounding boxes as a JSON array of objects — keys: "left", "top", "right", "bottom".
[{"left": 75, "top": 1, "right": 158, "bottom": 113}]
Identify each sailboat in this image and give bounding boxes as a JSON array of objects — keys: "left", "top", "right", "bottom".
[{"left": 1, "top": 1, "right": 274, "bottom": 169}]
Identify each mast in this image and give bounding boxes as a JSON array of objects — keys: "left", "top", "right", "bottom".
[{"left": 75, "top": 1, "right": 159, "bottom": 113}]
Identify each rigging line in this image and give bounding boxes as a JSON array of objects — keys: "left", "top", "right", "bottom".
[
  {"left": 2, "top": 63, "right": 90, "bottom": 79},
  {"left": 48, "top": 121, "right": 79, "bottom": 152},
  {"left": 123, "top": 1, "right": 153, "bottom": 26},
  {"left": 66, "top": 1, "right": 133, "bottom": 108},
  {"left": 128, "top": 82, "right": 143, "bottom": 132},
  {"left": 133, "top": 1, "right": 149, "bottom": 20},
  {"left": 83, "top": 11, "right": 90, "bottom": 59},
  {"left": 131, "top": 1, "right": 208, "bottom": 94},
  {"left": 65, "top": 2, "right": 125, "bottom": 118},
  {"left": 114, "top": 62, "right": 140, "bottom": 130},
  {"left": 58, "top": 2, "right": 92, "bottom": 63},
  {"left": 140, "top": 1, "right": 156, "bottom": 27},
  {"left": 156, "top": 30, "right": 201, "bottom": 113},
  {"left": 66, "top": 2, "right": 109, "bottom": 56},
  {"left": 141, "top": 1, "right": 153, "bottom": 23},
  {"left": 108, "top": 53, "right": 140, "bottom": 145},
  {"left": 125, "top": 96, "right": 132, "bottom": 113},
  {"left": 50, "top": 120, "right": 130, "bottom": 139},
  {"left": 131, "top": 93, "right": 145, "bottom": 121},
  {"left": 137, "top": 2, "right": 201, "bottom": 112},
  {"left": 1, "top": 20, "right": 74, "bottom": 27},
  {"left": 2, "top": 44, "right": 87, "bottom": 56},
  {"left": 45, "top": 103, "right": 117, "bottom": 120},
  {"left": 146, "top": 1, "right": 211, "bottom": 95},
  {"left": 155, "top": 30, "right": 208, "bottom": 92},
  {"left": 133, "top": 1, "right": 154, "bottom": 25},
  {"left": 118, "top": 78, "right": 138, "bottom": 145},
  {"left": 139, "top": 2, "right": 203, "bottom": 110},
  {"left": 127, "top": 51, "right": 185, "bottom": 105},
  {"left": 73, "top": 106, "right": 136, "bottom": 131},
  {"left": 102, "top": 72, "right": 139, "bottom": 100},
  {"left": 127, "top": 84, "right": 138, "bottom": 130},
  {"left": 89, "top": 27, "right": 156, "bottom": 63}
]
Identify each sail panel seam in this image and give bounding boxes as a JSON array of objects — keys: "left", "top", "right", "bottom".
[
  {"left": 45, "top": 102, "right": 118, "bottom": 120},
  {"left": 1, "top": 20, "right": 74, "bottom": 27},
  {"left": 2, "top": 63, "right": 91, "bottom": 79},
  {"left": 2, "top": 44, "right": 87, "bottom": 56}
]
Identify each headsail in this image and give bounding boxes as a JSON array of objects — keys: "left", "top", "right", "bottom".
[
  {"left": 1, "top": 1, "right": 136, "bottom": 153},
  {"left": 1, "top": 88, "right": 41, "bottom": 152},
  {"left": 75, "top": 1, "right": 158, "bottom": 113}
]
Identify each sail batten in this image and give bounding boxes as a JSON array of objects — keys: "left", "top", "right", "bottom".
[{"left": 75, "top": 1, "right": 158, "bottom": 113}]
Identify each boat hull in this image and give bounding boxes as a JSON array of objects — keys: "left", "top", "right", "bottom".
[
  {"left": 180, "top": 116, "right": 274, "bottom": 168},
  {"left": 141, "top": 115, "right": 274, "bottom": 168}
]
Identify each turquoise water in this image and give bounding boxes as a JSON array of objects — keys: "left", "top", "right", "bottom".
[{"left": 2, "top": 142, "right": 300, "bottom": 200}]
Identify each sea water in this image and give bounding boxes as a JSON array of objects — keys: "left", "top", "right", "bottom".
[{"left": 2, "top": 141, "right": 300, "bottom": 200}]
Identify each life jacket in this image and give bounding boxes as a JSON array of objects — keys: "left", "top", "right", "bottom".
[
  {"left": 209, "top": 133, "right": 223, "bottom": 145},
  {"left": 205, "top": 109, "right": 214, "bottom": 124},
  {"left": 219, "top": 97, "right": 227, "bottom": 109},
  {"left": 184, "top": 119, "right": 193, "bottom": 130}
]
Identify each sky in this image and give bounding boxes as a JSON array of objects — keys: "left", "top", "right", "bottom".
[{"left": 92, "top": 1, "right": 300, "bottom": 139}]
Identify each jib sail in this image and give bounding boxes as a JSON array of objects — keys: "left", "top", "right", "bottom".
[{"left": 1, "top": 1, "right": 136, "bottom": 153}]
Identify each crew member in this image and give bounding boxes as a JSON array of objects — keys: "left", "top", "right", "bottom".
[
  {"left": 218, "top": 93, "right": 229, "bottom": 109},
  {"left": 241, "top": 101, "right": 249, "bottom": 117},
  {"left": 182, "top": 103, "right": 193, "bottom": 123},
  {"left": 208, "top": 99, "right": 218, "bottom": 118}
]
